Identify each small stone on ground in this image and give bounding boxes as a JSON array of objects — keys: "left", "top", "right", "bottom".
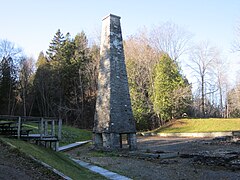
[{"left": 66, "top": 136, "right": 240, "bottom": 180}]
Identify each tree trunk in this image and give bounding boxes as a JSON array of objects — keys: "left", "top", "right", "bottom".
[
  {"left": 219, "top": 86, "right": 223, "bottom": 117},
  {"left": 23, "top": 87, "right": 26, "bottom": 116},
  {"left": 201, "top": 75, "right": 205, "bottom": 117}
]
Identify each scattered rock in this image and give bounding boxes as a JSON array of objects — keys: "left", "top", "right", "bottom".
[
  {"left": 66, "top": 136, "right": 240, "bottom": 180},
  {"left": 192, "top": 150, "right": 240, "bottom": 170}
]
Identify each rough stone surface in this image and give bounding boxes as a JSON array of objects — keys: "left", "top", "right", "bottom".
[
  {"left": 128, "top": 133, "right": 137, "bottom": 150},
  {"left": 93, "top": 14, "right": 136, "bottom": 150},
  {"left": 192, "top": 150, "right": 240, "bottom": 170}
]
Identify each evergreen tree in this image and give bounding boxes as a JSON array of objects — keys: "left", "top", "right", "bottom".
[
  {"left": 33, "top": 52, "right": 53, "bottom": 116},
  {"left": 0, "top": 40, "right": 23, "bottom": 115},
  {"left": 151, "top": 54, "right": 191, "bottom": 124},
  {"left": 45, "top": 29, "right": 68, "bottom": 118},
  {"left": 46, "top": 29, "right": 65, "bottom": 62},
  {"left": 127, "top": 59, "right": 151, "bottom": 130},
  {"left": 36, "top": 51, "right": 48, "bottom": 68},
  {"left": 124, "top": 35, "right": 158, "bottom": 130},
  {"left": 62, "top": 31, "right": 91, "bottom": 126},
  {"left": 34, "top": 30, "right": 98, "bottom": 128},
  {"left": 0, "top": 57, "right": 17, "bottom": 114}
]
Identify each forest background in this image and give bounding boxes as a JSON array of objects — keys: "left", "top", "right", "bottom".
[{"left": 1, "top": 1, "right": 240, "bottom": 130}]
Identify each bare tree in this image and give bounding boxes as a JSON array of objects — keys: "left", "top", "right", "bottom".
[
  {"left": 0, "top": 39, "right": 23, "bottom": 115},
  {"left": 0, "top": 39, "right": 22, "bottom": 60},
  {"left": 124, "top": 30, "right": 161, "bottom": 129},
  {"left": 188, "top": 42, "right": 219, "bottom": 117},
  {"left": 213, "top": 57, "right": 229, "bottom": 117},
  {"left": 19, "top": 57, "right": 34, "bottom": 116},
  {"left": 227, "top": 84, "right": 240, "bottom": 117},
  {"left": 150, "top": 22, "right": 192, "bottom": 61}
]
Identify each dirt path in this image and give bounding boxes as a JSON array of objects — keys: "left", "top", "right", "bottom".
[
  {"left": 0, "top": 141, "right": 61, "bottom": 180},
  {"left": 67, "top": 136, "right": 240, "bottom": 180}
]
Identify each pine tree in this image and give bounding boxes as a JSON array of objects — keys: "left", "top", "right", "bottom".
[
  {"left": 33, "top": 30, "right": 98, "bottom": 127},
  {"left": 36, "top": 51, "right": 48, "bottom": 68},
  {"left": 46, "top": 29, "right": 65, "bottom": 61},
  {"left": 33, "top": 52, "right": 52, "bottom": 116},
  {"left": 0, "top": 57, "right": 17, "bottom": 114},
  {"left": 152, "top": 54, "right": 191, "bottom": 124}
]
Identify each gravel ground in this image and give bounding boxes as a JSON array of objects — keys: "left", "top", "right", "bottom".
[
  {"left": 1, "top": 136, "right": 239, "bottom": 180},
  {"left": 67, "top": 136, "right": 240, "bottom": 180},
  {"left": 0, "top": 140, "right": 62, "bottom": 180}
]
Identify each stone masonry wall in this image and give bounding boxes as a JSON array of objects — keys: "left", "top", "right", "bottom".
[{"left": 93, "top": 14, "right": 136, "bottom": 134}]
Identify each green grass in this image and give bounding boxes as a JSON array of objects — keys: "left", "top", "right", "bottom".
[
  {"left": 151, "top": 118, "right": 240, "bottom": 133},
  {"left": 0, "top": 137, "right": 105, "bottom": 180},
  {"left": 23, "top": 123, "right": 92, "bottom": 146},
  {"left": 61, "top": 126, "right": 92, "bottom": 146}
]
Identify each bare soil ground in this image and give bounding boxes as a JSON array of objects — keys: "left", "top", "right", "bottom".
[
  {"left": 0, "top": 140, "right": 61, "bottom": 180},
  {"left": 67, "top": 136, "right": 240, "bottom": 180}
]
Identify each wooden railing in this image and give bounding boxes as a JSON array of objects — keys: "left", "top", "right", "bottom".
[{"left": 0, "top": 115, "right": 62, "bottom": 140}]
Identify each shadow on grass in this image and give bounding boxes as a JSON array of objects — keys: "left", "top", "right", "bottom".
[{"left": 153, "top": 119, "right": 189, "bottom": 133}]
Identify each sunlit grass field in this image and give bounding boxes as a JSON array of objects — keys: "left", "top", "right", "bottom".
[{"left": 152, "top": 118, "right": 240, "bottom": 133}]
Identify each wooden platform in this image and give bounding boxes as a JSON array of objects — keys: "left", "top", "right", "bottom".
[{"left": 0, "top": 115, "right": 62, "bottom": 151}]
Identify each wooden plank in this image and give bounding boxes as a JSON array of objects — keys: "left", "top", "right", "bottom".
[
  {"left": 17, "top": 117, "right": 21, "bottom": 139},
  {"left": 51, "top": 120, "right": 55, "bottom": 136},
  {"left": 58, "top": 119, "right": 62, "bottom": 140},
  {"left": 44, "top": 120, "right": 48, "bottom": 135},
  {"left": 40, "top": 118, "right": 44, "bottom": 139},
  {"left": 0, "top": 115, "right": 19, "bottom": 120}
]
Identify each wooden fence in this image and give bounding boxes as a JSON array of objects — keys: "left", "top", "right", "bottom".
[{"left": 0, "top": 115, "right": 62, "bottom": 150}]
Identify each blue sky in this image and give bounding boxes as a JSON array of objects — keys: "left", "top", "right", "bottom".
[{"left": 0, "top": 0, "right": 240, "bottom": 83}]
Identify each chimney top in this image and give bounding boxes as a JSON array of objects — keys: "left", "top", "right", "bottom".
[{"left": 102, "top": 14, "right": 121, "bottom": 21}]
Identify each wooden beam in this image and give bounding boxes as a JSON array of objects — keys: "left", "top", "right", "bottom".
[
  {"left": 58, "top": 119, "right": 62, "bottom": 140},
  {"left": 17, "top": 117, "right": 21, "bottom": 139},
  {"left": 51, "top": 120, "right": 55, "bottom": 136},
  {"left": 40, "top": 118, "right": 44, "bottom": 139},
  {"left": 44, "top": 120, "right": 48, "bottom": 135}
]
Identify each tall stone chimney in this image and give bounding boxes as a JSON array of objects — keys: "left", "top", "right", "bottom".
[{"left": 93, "top": 14, "right": 137, "bottom": 150}]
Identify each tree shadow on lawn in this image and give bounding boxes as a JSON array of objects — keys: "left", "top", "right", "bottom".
[{"left": 155, "top": 120, "right": 189, "bottom": 133}]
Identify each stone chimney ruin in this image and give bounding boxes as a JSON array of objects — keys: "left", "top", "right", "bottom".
[{"left": 93, "top": 14, "right": 137, "bottom": 150}]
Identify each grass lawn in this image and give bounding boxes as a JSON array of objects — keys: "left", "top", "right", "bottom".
[
  {"left": 0, "top": 123, "right": 97, "bottom": 179},
  {"left": 60, "top": 126, "right": 92, "bottom": 146},
  {"left": 0, "top": 137, "right": 105, "bottom": 180},
  {"left": 151, "top": 118, "right": 240, "bottom": 133},
  {"left": 24, "top": 123, "right": 92, "bottom": 146}
]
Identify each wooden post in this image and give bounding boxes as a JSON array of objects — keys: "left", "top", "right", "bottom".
[
  {"left": 44, "top": 120, "right": 48, "bottom": 135},
  {"left": 51, "top": 120, "right": 55, "bottom": 136},
  {"left": 38, "top": 121, "right": 40, "bottom": 134},
  {"left": 58, "top": 118, "right": 62, "bottom": 140},
  {"left": 17, "top": 117, "right": 21, "bottom": 139},
  {"left": 40, "top": 118, "right": 44, "bottom": 139},
  {"left": 55, "top": 141, "right": 59, "bottom": 151}
]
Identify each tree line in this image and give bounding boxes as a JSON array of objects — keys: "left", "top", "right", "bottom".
[
  {"left": 0, "top": 22, "right": 239, "bottom": 130},
  {"left": 0, "top": 31, "right": 99, "bottom": 128}
]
